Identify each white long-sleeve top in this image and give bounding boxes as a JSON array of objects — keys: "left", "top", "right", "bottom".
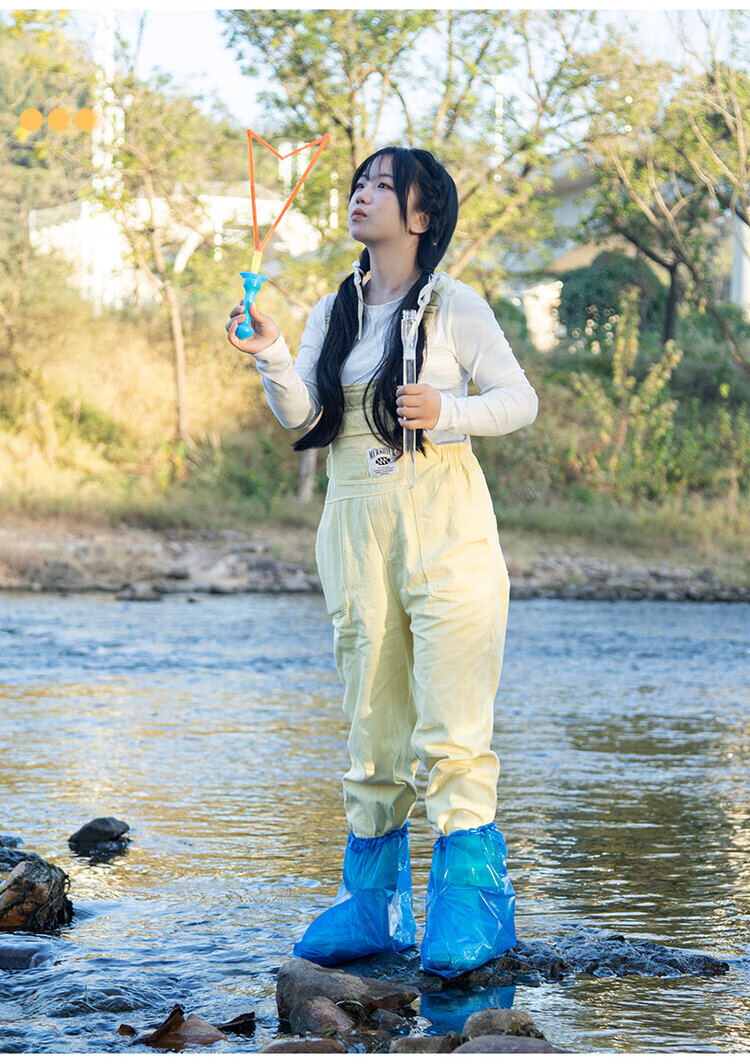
[{"left": 251, "top": 272, "right": 539, "bottom": 445}]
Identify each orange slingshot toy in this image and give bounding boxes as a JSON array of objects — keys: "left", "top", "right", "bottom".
[{"left": 235, "top": 129, "right": 331, "bottom": 340}]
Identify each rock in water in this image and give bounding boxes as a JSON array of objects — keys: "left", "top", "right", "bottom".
[
  {"left": 68, "top": 817, "right": 130, "bottom": 854},
  {"left": 388, "top": 1033, "right": 464, "bottom": 1052},
  {"left": 0, "top": 856, "right": 73, "bottom": 931},
  {"left": 462, "top": 1007, "right": 547, "bottom": 1041},
  {"left": 289, "top": 996, "right": 355, "bottom": 1036},
  {"left": 0, "top": 941, "right": 53, "bottom": 970},
  {"left": 276, "top": 958, "right": 419, "bottom": 1036},
  {"left": 542, "top": 928, "right": 731, "bottom": 978},
  {"left": 215, "top": 1011, "right": 257, "bottom": 1036},
  {"left": 116, "top": 582, "right": 163, "bottom": 601},
  {"left": 133, "top": 1004, "right": 228, "bottom": 1049},
  {"left": 0, "top": 847, "right": 41, "bottom": 871},
  {"left": 260, "top": 1037, "right": 347, "bottom": 1052},
  {"left": 453, "top": 1034, "right": 562, "bottom": 1053}
]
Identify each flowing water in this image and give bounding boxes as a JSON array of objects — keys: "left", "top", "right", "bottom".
[{"left": 0, "top": 591, "right": 748, "bottom": 1052}]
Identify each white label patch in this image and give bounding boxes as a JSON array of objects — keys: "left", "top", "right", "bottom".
[{"left": 367, "top": 445, "right": 400, "bottom": 477}]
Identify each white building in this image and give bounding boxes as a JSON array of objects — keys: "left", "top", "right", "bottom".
[
  {"left": 501, "top": 153, "right": 750, "bottom": 351},
  {"left": 28, "top": 181, "right": 322, "bottom": 313}
]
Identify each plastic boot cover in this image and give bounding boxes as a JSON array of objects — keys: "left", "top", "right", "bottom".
[
  {"left": 420, "top": 822, "right": 517, "bottom": 979},
  {"left": 293, "top": 822, "right": 417, "bottom": 966}
]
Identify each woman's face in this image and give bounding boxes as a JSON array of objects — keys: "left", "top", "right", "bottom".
[{"left": 348, "top": 155, "right": 428, "bottom": 247}]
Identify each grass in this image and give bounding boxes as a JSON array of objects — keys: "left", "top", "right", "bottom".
[{"left": 2, "top": 466, "right": 747, "bottom": 588}]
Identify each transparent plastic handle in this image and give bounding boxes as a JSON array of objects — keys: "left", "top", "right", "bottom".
[{"left": 401, "top": 310, "right": 418, "bottom": 490}]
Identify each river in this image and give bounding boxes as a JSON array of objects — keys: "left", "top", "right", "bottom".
[{"left": 1, "top": 592, "right": 748, "bottom": 1052}]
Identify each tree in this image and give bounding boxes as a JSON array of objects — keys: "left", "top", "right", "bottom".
[
  {"left": 0, "top": 10, "right": 97, "bottom": 461},
  {"left": 568, "top": 286, "right": 682, "bottom": 500},
  {"left": 217, "top": 9, "right": 609, "bottom": 291},
  {"left": 668, "top": 11, "right": 749, "bottom": 228},
  {"left": 89, "top": 26, "right": 249, "bottom": 462},
  {"left": 578, "top": 16, "right": 750, "bottom": 373}
]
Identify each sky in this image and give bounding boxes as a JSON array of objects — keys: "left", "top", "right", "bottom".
[{"left": 55, "top": 5, "right": 740, "bottom": 131}]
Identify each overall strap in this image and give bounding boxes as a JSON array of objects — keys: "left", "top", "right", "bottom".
[{"left": 323, "top": 271, "right": 450, "bottom": 336}]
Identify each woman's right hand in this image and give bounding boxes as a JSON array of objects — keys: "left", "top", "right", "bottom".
[{"left": 225, "top": 301, "right": 281, "bottom": 356}]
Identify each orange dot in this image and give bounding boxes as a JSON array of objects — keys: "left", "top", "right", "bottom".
[
  {"left": 75, "top": 108, "right": 96, "bottom": 132},
  {"left": 47, "top": 107, "right": 69, "bottom": 131},
  {"left": 20, "top": 108, "right": 43, "bottom": 131}
]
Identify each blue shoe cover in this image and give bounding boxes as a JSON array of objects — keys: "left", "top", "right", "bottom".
[
  {"left": 420, "top": 823, "right": 517, "bottom": 979},
  {"left": 293, "top": 822, "right": 417, "bottom": 966}
]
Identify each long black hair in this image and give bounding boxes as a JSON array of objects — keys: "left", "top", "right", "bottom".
[{"left": 292, "top": 146, "right": 458, "bottom": 455}]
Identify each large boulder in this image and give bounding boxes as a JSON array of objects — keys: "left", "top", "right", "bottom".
[
  {"left": 276, "top": 958, "right": 419, "bottom": 1036},
  {"left": 0, "top": 856, "right": 73, "bottom": 931}
]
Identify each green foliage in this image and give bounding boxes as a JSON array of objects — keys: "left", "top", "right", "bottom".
[
  {"left": 680, "top": 300, "right": 750, "bottom": 345},
  {"left": 54, "top": 396, "right": 132, "bottom": 452},
  {"left": 577, "top": 22, "right": 750, "bottom": 372},
  {"left": 566, "top": 286, "right": 683, "bottom": 500},
  {"left": 669, "top": 342, "right": 750, "bottom": 407},
  {"left": 558, "top": 250, "right": 666, "bottom": 338},
  {"left": 217, "top": 10, "right": 601, "bottom": 288},
  {"left": 666, "top": 393, "right": 750, "bottom": 499},
  {"left": 218, "top": 432, "right": 300, "bottom": 515}
]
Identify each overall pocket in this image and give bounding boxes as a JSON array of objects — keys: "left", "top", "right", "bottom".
[{"left": 315, "top": 503, "right": 350, "bottom": 621}]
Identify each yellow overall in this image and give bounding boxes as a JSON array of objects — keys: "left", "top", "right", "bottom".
[{"left": 315, "top": 380, "right": 511, "bottom": 840}]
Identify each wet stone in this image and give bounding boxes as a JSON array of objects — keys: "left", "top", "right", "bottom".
[
  {"left": 462, "top": 1007, "right": 546, "bottom": 1040},
  {"left": 214, "top": 1011, "right": 257, "bottom": 1036},
  {"left": 0, "top": 846, "right": 40, "bottom": 871},
  {"left": 371, "top": 1007, "right": 412, "bottom": 1033},
  {"left": 388, "top": 1032, "right": 464, "bottom": 1052},
  {"left": 276, "top": 958, "right": 419, "bottom": 1037},
  {"left": 333, "top": 926, "right": 728, "bottom": 989},
  {"left": 132, "top": 1003, "right": 228, "bottom": 1049},
  {"left": 544, "top": 927, "right": 730, "bottom": 978},
  {"left": 454, "top": 1034, "right": 562, "bottom": 1053},
  {"left": 68, "top": 816, "right": 130, "bottom": 854},
  {"left": 0, "top": 856, "right": 73, "bottom": 931},
  {"left": 0, "top": 940, "right": 53, "bottom": 970},
  {"left": 289, "top": 995, "right": 355, "bottom": 1036},
  {"left": 116, "top": 582, "right": 163, "bottom": 601},
  {"left": 342, "top": 945, "right": 530, "bottom": 992},
  {"left": 260, "top": 1036, "right": 347, "bottom": 1053}
]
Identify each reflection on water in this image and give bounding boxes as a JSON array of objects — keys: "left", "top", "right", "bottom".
[
  {"left": 420, "top": 983, "right": 516, "bottom": 1034},
  {"left": 0, "top": 593, "right": 748, "bottom": 1051}
]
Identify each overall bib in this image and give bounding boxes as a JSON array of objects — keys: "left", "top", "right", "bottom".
[{"left": 315, "top": 380, "right": 511, "bottom": 840}]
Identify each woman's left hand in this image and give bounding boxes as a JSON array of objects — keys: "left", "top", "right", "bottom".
[{"left": 396, "top": 383, "right": 442, "bottom": 431}]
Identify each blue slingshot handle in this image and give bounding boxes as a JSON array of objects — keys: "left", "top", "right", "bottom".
[{"left": 236, "top": 270, "right": 269, "bottom": 339}]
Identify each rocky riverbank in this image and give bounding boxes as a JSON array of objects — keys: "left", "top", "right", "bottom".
[
  {"left": 1, "top": 518, "right": 748, "bottom": 602},
  {"left": 1, "top": 819, "right": 731, "bottom": 1053}
]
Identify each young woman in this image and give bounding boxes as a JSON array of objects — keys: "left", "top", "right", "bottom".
[{"left": 225, "top": 146, "right": 538, "bottom": 979}]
